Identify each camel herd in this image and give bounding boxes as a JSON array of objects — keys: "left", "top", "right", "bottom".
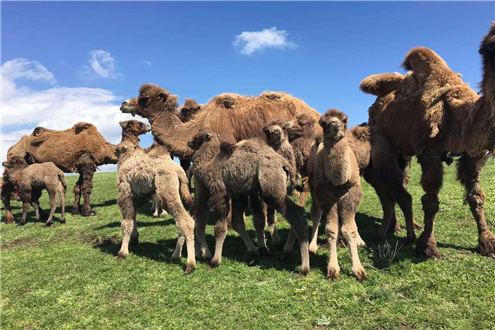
[{"left": 3, "top": 24, "right": 495, "bottom": 280}]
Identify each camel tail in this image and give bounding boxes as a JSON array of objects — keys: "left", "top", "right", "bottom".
[{"left": 58, "top": 172, "right": 67, "bottom": 190}]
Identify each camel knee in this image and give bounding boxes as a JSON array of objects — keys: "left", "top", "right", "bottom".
[
  {"left": 467, "top": 188, "right": 485, "bottom": 209},
  {"left": 421, "top": 194, "right": 439, "bottom": 214}
]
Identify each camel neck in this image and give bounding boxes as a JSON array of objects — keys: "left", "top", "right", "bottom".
[
  {"left": 322, "top": 137, "right": 352, "bottom": 186},
  {"left": 120, "top": 133, "right": 140, "bottom": 146},
  {"left": 192, "top": 142, "right": 220, "bottom": 170},
  {"left": 148, "top": 110, "right": 196, "bottom": 159}
]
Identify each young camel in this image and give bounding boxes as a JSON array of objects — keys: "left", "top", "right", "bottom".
[
  {"left": 2, "top": 156, "right": 66, "bottom": 226},
  {"left": 308, "top": 109, "right": 367, "bottom": 281},
  {"left": 116, "top": 121, "right": 196, "bottom": 274}
]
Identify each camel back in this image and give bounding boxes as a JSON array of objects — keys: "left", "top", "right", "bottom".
[{"left": 7, "top": 123, "right": 117, "bottom": 173}]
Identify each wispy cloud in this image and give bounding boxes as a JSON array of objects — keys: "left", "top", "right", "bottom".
[
  {"left": 81, "top": 50, "right": 122, "bottom": 79},
  {"left": 1, "top": 58, "right": 134, "bottom": 171},
  {"left": 233, "top": 27, "right": 297, "bottom": 55},
  {"left": 143, "top": 61, "right": 152, "bottom": 67}
]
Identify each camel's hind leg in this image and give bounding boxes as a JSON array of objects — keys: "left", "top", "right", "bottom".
[
  {"left": 457, "top": 154, "right": 495, "bottom": 258},
  {"left": 309, "top": 201, "right": 323, "bottom": 254},
  {"left": 71, "top": 175, "right": 83, "bottom": 215},
  {"left": 259, "top": 166, "right": 309, "bottom": 274},
  {"left": 2, "top": 182, "right": 16, "bottom": 223},
  {"left": 324, "top": 204, "right": 340, "bottom": 280},
  {"left": 31, "top": 189, "right": 43, "bottom": 222},
  {"left": 266, "top": 206, "right": 282, "bottom": 245},
  {"left": 231, "top": 194, "right": 258, "bottom": 255},
  {"left": 45, "top": 188, "right": 58, "bottom": 226},
  {"left": 249, "top": 195, "right": 271, "bottom": 256},
  {"left": 416, "top": 151, "right": 443, "bottom": 259},
  {"left": 156, "top": 174, "right": 196, "bottom": 274},
  {"left": 58, "top": 183, "right": 66, "bottom": 224}
]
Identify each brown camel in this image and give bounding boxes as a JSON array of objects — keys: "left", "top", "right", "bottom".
[
  {"left": 4, "top": 122, "right": 117, "bottom": 222},
  {"left": 307, "top": 109, "right": 367, "bottom": 281},
  {"left": 2, "top": 157, "right": 66, "bottom": 226},
  {"left": 360, "top": 24, "right": 495, "bottom": 259},
  {"left": 120, "top": 84, "right": 321, "bottom": 160},
  {"left": 116, "top": 120, "right": 195, "bottom": 273}
]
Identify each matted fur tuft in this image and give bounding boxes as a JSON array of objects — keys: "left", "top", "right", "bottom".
[{"left": 360, "top": 73, "right": 405, "bottom": 97}]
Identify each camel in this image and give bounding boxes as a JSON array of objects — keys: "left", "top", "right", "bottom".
[
  {"left": 308, "top": 109, "right": 367, "bottom": 281},
  {"left": 2, "top": 157, "right": 66, "bottom": 226},
  {"left": 359, "top": 24, "right": 495, "bottom": 259},
  {"left": 120, "top": 84, "right": 321, "bottom": 161},
  {"left": 116, "top": 121, "right": 195, "bottom": 273},
  {"left": 4, "top": 122, "right": 117, "bottom": 222}
]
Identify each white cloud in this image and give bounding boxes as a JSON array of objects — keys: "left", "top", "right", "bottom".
[
  {"left": 2, "top": 58, "right": 56, "bottom": 84},
  {"left": 233, "top": 27, "right": 297, "bottom": 55},
  {"left": 82, "top": 50, "right": 122, "bottom": 79},
  {"left": 1, "top": 58, "right": 135, "bottom": 172},
  {"left": 143, "top": 61, "right": 152, "bottom": 67}
]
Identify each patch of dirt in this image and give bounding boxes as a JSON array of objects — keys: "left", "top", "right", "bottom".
[
  {"left": 1, "top": 238, "right": 38, "bottom": 250},
  {"left": 79, "top": 231, "right": 120, "bottom": 247}
]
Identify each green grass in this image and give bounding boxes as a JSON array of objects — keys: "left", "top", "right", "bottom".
[{"left": 2, "top": 160, "right": 495, "bottom": 329}]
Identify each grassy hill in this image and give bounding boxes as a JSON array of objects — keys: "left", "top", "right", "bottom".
[{"left": 2, "top": 160, "right": 495, "bottom": 329}]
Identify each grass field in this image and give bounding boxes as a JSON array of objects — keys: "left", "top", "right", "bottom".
[{"left": 2, "top": 160, "right": 495, "bottom": 329}]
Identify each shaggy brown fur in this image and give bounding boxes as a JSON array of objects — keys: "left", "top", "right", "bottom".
[
  {"left": 116, "top": 122, "right": 195, "bottom": 273},
  {"left": 120, "top": 85, "right": 321, "bottom": 160},
  {"left": 5, "top": 122, "right": 117, "bottom": 220},
  {"left": 220, "top": 137, "right": 310, "bottom": 274},
  {"left": 360, "top": 24, "right": 495, "bottom": 259},
  {"left": 2, "top": 157, "right": 66, "bottom": 226},
  {"left": 307, "top": 109, "right": 367, "bottom": 281},
  {"left": 178, "top": 98, "right": 203, "bottom": 122},
  {"left": 187, "top": 131, "right": 264, "bottom": 264}
]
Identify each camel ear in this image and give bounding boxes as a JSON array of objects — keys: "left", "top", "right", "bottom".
[
  {"left": 158, "top": 92, "right": 168, "bottom": 102},
  {"left": 75, "top": 123, "right": 91, "bottom": 134},
  {"left": 119, "top": 121, "right": 126, "bottom": 128},
  {"left": 343, "top": 116, "right": 349, "bottom": 126},
  {"left": 205, "top": 133, "right": 213, "bottom": 141}
]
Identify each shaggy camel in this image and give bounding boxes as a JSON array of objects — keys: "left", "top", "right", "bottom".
[
  {"left": 2, "top": 156, "right": 66, "bottom": 226},
  {"left": 187, "top": 131, "right": 262, "bottom": 264},
  {"left": 120, "top": 84, "right": 321, "bottom": 161},
  {"left": 116, "top": 121, "right": 196, "bottom": 273},
  {"left": 308, "top": 109, "right": 367, "bottom": 281},
  {"left": 4, "top": 123, "right": 117, "bottom": 222},
  {"left": 221, "top": 136, "right": 310, "bottom": 274},
  {"left": 360, "top": 24, "right": 495, "bottom": 258},
  {"left": 283, "top": 113, "right": 317, "bottom": 206}
]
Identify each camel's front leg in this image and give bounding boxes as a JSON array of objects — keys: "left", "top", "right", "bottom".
[
  {"left": 2, "top": 182, "right": 16, "bottom": 223},
  {"left": 71, "top": 175, "right": 83, "bottom": 215},
  {"left": 459, "top": 154, "right": 495, "bottom": 258},
  {"left": 116, "top": 181, "right": 138, "bottom": 260}
]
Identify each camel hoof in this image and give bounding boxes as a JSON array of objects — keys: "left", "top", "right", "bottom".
[
  {"left": 18, "top": 221, "right": 27, "bottom": 226},
  {"left": 309, "top": 243, "right": 319, "bottom": 254},
  {"left": 59, "top": 218, "right": 66, "bottom": 224},
  {"left": 352, "top": 269, "right": 367, "bottom": 282},
  {"left": 300, "top": 267, "right": 309, "bottom": 276},
  {"left": 115, "top": 253, "right": 127, "bottom": 261},
  {"left": 201, "top": 252, "right": 212, "bottom": 262},
  {"left": 326, "top": 268, "right": 340, "bottom": 281},
  {"left": 208, "top": 259, "right": 220, "bottom": 269},
  {"left": 413, "top": 219, "right": 423, "bottom": 230},
  {"left": 184, "top": 264, "right": 195, "bottom": 274},
  {"left": 416, "top": 234, "right": 441, "bottom": 259},
  {"left": 82, "top": 210, "right": 96, "bottom": 217},
  {"left": 71, "top": 208, "right": 80, "bottom": 215},
  {"left": 4, "top": 216, "right": 15, "bottom": 224},
  {"left": 45, "top": 221, "right": 53, "bottom": 227},
  {"left": 479, "top": 232, "right": 495, "bottom": 258}
]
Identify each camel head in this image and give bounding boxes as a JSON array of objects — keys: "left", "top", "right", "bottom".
[
  {"left": 480, "top": 23, "right": 495, "bottom": 67},
  {"left": 121, "top": 84, "right": 179, "bottom": 118},
  {"left": 319, "top": 109, "right": 349, "bottom": 142},
  {"left": 283, "top": 113, "right": 316, "bottom": 141},
  {"left": 179, "top": 99, "right": 202, "bottom": 122},
  {"left": 119, "top": 120, "right": 151, "bottom": 137},
  {"left": 263, "top": 120, "right": 287, "bottom": 148},
  {"left": 187, "top": 130, "right": 219, "bottom": 151},
  {"left": 6, "top": 136, "right": 33, "bottom": 163},
  {"left": 115, "top": 140, "right": 139, "bottom": 159},
  {"left": 2, "top": 153, "right": 33, "bottom": 169}
]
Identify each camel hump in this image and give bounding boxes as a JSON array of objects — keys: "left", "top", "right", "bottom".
[
  {"left": 360, "top": 73, "right": 405, "bottom": 97},
  {"left": 401, "top": 47, "right": 448, "bottom": 72},
  {"left": 213, "top": 94, "right": 238, "bottom": 109},
  {"left": 351, "top": 125, "right": 371, "bottom": 142},
  {"left": 261, "top": 91, "right": 283, "bottom": 100},
  {"left": 32, "top": 126, "right": 49, "bottom": 136},
  {"left": 220, "top": 141, "right": 235, "bottom": 156},
  {"left": 73, "top": 122, "right": 94, "bottom": 134}
]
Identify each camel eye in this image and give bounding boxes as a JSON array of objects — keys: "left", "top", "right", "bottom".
[{"left": 138, "top": 97, "right": 149, "bottom": 107}]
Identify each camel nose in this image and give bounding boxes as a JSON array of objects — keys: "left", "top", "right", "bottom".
[{"left": 122, "top": 101, "right": 128, "bottom": 107}]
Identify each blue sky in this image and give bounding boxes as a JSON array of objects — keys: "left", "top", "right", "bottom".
[{"left": 2, "top": 1, "right": 494, "bottom": 169}]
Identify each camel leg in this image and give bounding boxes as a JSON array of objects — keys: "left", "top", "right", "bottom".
[
  {"left": 71, "top": 175, "right": 83, "bottom": 215},
  {"left": 19, "top": 201, "right": 31, "bottom": 226},
  {"left": 157, "top": 174, "right": 196, "bottom": 274},
  {"left": 266, "top": 206, "right": 282, "bottom": 246},
  {"left": 324, "top": 204, "right": 340, "bottom": 280},
  {"left": 297, "top": 177, "right": 311, "bottom": 207},
  {"left": 45, "top": 188, "right": 57, "bottom": 226},
  {"left": 81, "top": 167, "right": 96, "bottom": 216},
  {"left": 193, "top": 181, "right": 212, "bottom": 261},
  {"left": 208, "top": 187, "right": 231, "bottom": 268},
  {"left": 58, "top": 184, "right": 66, "bottom": 224},
  {"left": 339, "top": 189, "right": 366, "bottom": 281},
  {"left": 249, "top": 196, "right": 270, "bottom": 256},
  {"left": 31, "top": 189, "right": 43, "bottom": 222},
  {"left": 2, "top": 182, "right": 16, "bottom": 224},
  {"left": 458, "top": 154, "right": 495, "bottom": 258},
  {"left": 309, "top": 201, "right": 323, "bottom": 254},
  {"left": 416, "top": 151, "right": 443, "bottom": 259},
  {"left": 231, "top": 195, "right": 258, "bottom": 254},
  {"left": 117, "top": 180, "right": 138, "bottom": 260}
]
